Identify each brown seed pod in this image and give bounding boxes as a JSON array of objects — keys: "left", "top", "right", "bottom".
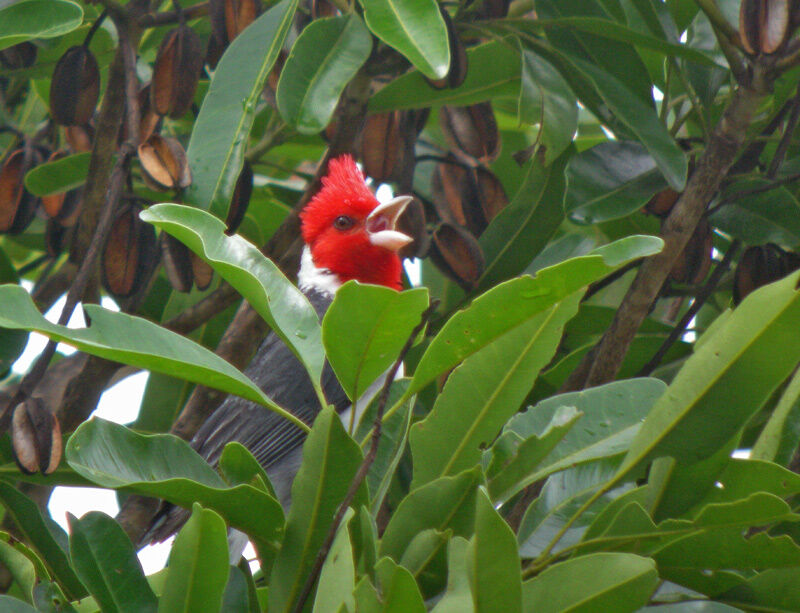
[
  {"left": 41, "top": 150, "right": 82, "bottom": 227},
  {"left": 431, "top": 162, "right": 487, "bottom": 235},
  {"left": 45, "top": 219, "right": 68, "bottom": 257},
  {"left": 12, "top": 398, "right": 62, "bottom": 476},
  {"left": 191, "top": 252, "right": 214, "bottom": 290},
  {"left": 0, "top": 42, "right": 37, "bottom": 70},
  {"left": 138, "top": 134, "right": 192, "bottom": 191},
  {"left": 312, "top": 0, "right": 339, "bottom": 18},
  {"left": 644, "top": 188, "right": 680, "bottom": 217},
  {"left": 226, "top": 161, "right": 253, "bottom": 234},
  {"left": 151, "top": 25, "right": 204, "bottom": 119},
  {"left": 137, "top": 83, "right": 162, "bottom": 143},
  {"left": 439, "top": 103, "right": 500, "bottom": 166},
  {"left": 474, "top": 166, "right": 507, "bottom": 224},
  {"left": 224, "top": 0, "right": 262, "bottom": 41},
  {"left": 740, "top": 0, "right": 791, "bottom": 54},
  {"left": 397, "top": 197, "right": 429, "bottom": 259},
  {"left": 263, "top": 49, "right": 288, "bottom": 109},
  {"left": 64, "top": 124, "right": 94, "bottom": 153},
  {"left": 669, "top": 219, "right": 713, "bottom": 284},
  {"left": 426, "top": 7, "right": 468, "bottom": 90},
  {"left": 480, "top": 0, "right": 510, "bottom": 19},
  {"left": 49, "top": 45, "right": 100, "bottom": 126},
  {"left": 102, "top": 203, "right": 158, "bottom": 298},
  {"left": 410, "top": 107, "right": 431, "bottom": 135},
  {"left": 161, "top": 233, "right": 194, "bottom": 293},
  {"left": 733, "top": 243, "right": 800, "bottom": 303},
  {"left": 361, "top": 111, "right": 403, "bottom": 183},
  {"left": 0, "top": 149, "right": 41, "bottom": 235},
  {"left": 429, "top": 222, "right": 485, "bottom": 289}
]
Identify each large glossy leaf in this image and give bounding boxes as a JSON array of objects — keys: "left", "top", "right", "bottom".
[
  {"left": 0, "top": 596, "right": 38, "bottom": 613},
  {"left": 277, "top": 15, "right": 372, "bottom": 133},
  {"left": 430, "top": 537, "right": 472, "bottom": 613},
  {"left": 68, "top": 512, "right": 157, "bottom": 613},
  {"left": 268, "top": 408, "right": 366, "bottom": 613},
  {"left": 0, "top": 482, "right": 86, "bottom": 600},
  {"left": 519, "top": 50, "right": 577, "bottom": 165},
  {"left": 613, "top": 271, "right": 800, "bottom": 485},
  {"left": 565, "top": 141, "right": 668, "bottom": 224},
  {"left": 0, "top": 285, "right": 302, "bottom": 427},
  {"left": 65, "top": 419, "right": 284, "bottom": 553},
  {"left": 0, "top": 534, "right": 38, "bottom": 603},
  {"left": 478, "top": 149, "right": 569, "bottom": 291},
  {"left": 0, "top": 0, "right": 83, "bottom": 50},
  {"left": 375, "top": 557, "right": 426, "bottom": 612},
  {"left": 719, "top": 568, "right": 800, "bottom": 611},
  {"left": 0, "top": 247, "right": 25, "bottom": 376},
  {"left": 185, "top": 0, "right": 297, "bottom": 217},
  {"left": 312, "top": 508, "right": 356, "bottom": 613},
  {"left": 710, "top": 183, "right": 800, "bottom": 248},
  {"left": 323, "top": 283, "right": 428, "bottom": 402},
  {"left": 157, "top": 505, "right": 229, "bottom": 613},
  {"left": 380, "top": 467, "right": 482, "bottom": 562},
  {"left": 468, "top": 490, "right": 521, "bottom": 613},
  {"left": 142, "top": 203, "right": 325, "bottom": 392},
  {"left": 24, "top": 152, "right": 90, "bottom": 197},
  {"left": 409, "top": 236, "right": 663, "bottom": 396},
  {"left": 521, "top": 553, "right": 658, "bottom": 613},
  {"left": 410, "top": 292, "right": 582, "bottom": 489},
  {"left": 753, "top": 366, "right": 800, "bottom": 463},
  {"left": 489, "top": 378, "right": 666, "bottom": 503},
  {"left": 358, "top": 0, "right": 449, "bottom": 80},
  {"left": 369, "top": 40, "right": 521, "bottom": 112}
]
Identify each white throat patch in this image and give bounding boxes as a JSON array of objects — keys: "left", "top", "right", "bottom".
[{"left": 298, "top": 246, "right": 342, "bottom": 297}]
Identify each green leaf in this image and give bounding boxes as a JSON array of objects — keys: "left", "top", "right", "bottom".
[
  {"left": 0, "top": 536, "right": 37, "bottom": 603},
  {"left": 374, "top": 557, "right": 426, "bottom": 612},
  {"left": 519, "top": 50, "right": 577, "bottom": 165},
  {"left": 358, "top": 0, "right": 449, "bottom": 79},
  {"left": 185, "top": 0, "right": 297, "bottom": 217},
  {"left": 0, "top": 596, "right": 38, "bottom": 613},
  {"left": 0, "top": 1, "right": 83, "bottom": 50},
  {"left": 467, "top": 490, "right": 521, "bottom": 613},
  {"left": 489, "top": 378, "right": 666, "bottom": 503},
  {"left": 65, "top": 419, "right": 284, "bottom": 554},
  {"left": 752, "top": 366, "right": 800, "bottom": 464},
  {"left": 141, "top": 203, "right": 324, "bottom": 394},
  {"left": 565, "top": 141, "right": 668, "bottom": 224},
  {"left": 277, "top": 15, "right": 372, "bottom": 133},
  {"left": 313, "top": 508, "right": 356, "bottom": 613},
  {"left": 719, "top": 568, "right": 800, "bottom": 611},
  {"left": 410, "top": 292, "right": 582, "bottom": 489},
  {"left": 613, "top": 270, "right": 800, "bottom": 485},
  {"left": 399, "top": 529, "right": 450, "bottom": 597},
  {"left": 431, "top": 537, "right": 472, "bottom": 613},
  {"left": 380, "top": 467, "right": 482, "bottom": 562},
  {"left": 368, "top": 40, "right": 521, "bottom": 112},
  {"left": 68, "top": 512, "right": 157, "bottom": 613},
  {"left": 157, "top": 505, "right": 229, "bottom": 613},
  {"left": 268, "top": 407, "right": 366, "bottom": 613},
  {"left": 0, "top": 482, "right": 86, "bottom": 600},
  {"left": 23, "top": 152, "right": 90, "bottom": 197},
  {"left": 221, "top": 566, "right": 254, "bottom": 613},
  {"left": 521, "top": 553, "right": 658, "bottom": 613},
  {"left": 0, "top": 285, "right": 305, "bottom": 428},
  {"left": 478, "top": 149, "right": 569, "bottom": 290},
  {"left": 571, "top": 57, "right": 687, "bottom": 190},
  {"left": 323, "top": 283, "right": 428, "bottom": 402},
  {"left": 409, "top": 237, "right": 663, "bottom": 396},
  {"left": 219, "top": 442, "right": 276, "bottom": 499}
]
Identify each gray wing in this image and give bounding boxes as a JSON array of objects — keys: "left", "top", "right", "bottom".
[{"left": 145, "top": 288, "right": 348, "bottom": 542}]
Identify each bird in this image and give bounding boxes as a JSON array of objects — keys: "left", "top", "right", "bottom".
[{"left": 144, "top": 154, "right": 413, "bottom": 546}]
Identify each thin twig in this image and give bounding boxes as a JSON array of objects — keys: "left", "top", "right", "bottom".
[
  {"left": 292, "top": 300, "right": 439, "bottom": 613},
  {"left": 582, "top": 259, "right": 643, "bottom": 302},
  {"left": 767, "top": 83, "right": 800, "bottom": 179},
  {"left": 637, "top": 240, "right": 740, "bottom": 376},
  {"left": 137, "top": 2, "right": 209, "bottom": 27}
]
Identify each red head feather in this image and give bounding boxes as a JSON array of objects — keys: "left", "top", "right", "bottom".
[{"left": 300, "top": 155, "right": 408, "bottom": 290}]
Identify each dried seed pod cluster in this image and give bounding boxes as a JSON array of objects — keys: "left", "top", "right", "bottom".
[
  {"left": 12, "top": 398, "right": 62, "bottom": 476},
  {"left": 432, "top": 162, "right": 507, "bottom": 236},
  {"left": 644, "top": 187, "right": 680, "bottom": 217},
  {"left": 102, "top": 202, "right": 159, "bottom": 298},
  {"left": 668, "top": 218, "right": 713, "bottom": 285},
  {"left": 138, "top": 134, "right": 192, "bottom": 191},
  {"left": 226, "top": 161, "right": 253, "bottom": 235},
  {"left": 0, "top": 42, "right": 37, "bottom": 70},
  {"left": 41, "top": 150, "right": 82, "bottom": 227},
  {"left": 739, "top": 0, "right": 797, "bottom": 55},
  {"left": 0, "top": 148, "right": 43, "bottom": 235},
  {"left": 151, "top": 25, "right": 205, "bottom": 119},
  {"left": 734, "top": 243, "right": 800, "bottom": 303},
  {"left": 49, "top": 45, "right": 100, "bottom": 126},
  {"left": 429, "top": 222, "right": 485, "bottom": 289},
  {"left": 439, "top": 102, "right": 500, "bottom": 166},
  {"left": 208, "top": 0, "right": 262, "bottom": 66},
  {"left": 161, "top": 232, "right": 217, "bottom": 293}
]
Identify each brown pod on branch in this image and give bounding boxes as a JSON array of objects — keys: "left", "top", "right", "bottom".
[
  {"left": 474, "top": 166, "right": 507, "bottom": 224},
  {"left": 161, "top": 233, "right": 194, "bottom": 293},
  {"left": 733, "top": 243, "right": 800, "bottom": 303},
  {"left": 224, "top": 0, "right": 262, "bottom": 41},
  {"left": 0, "top": 42, "right": 37, "bottom": 69},
  {"left": 439, "top": 102, "right": 500, "bottom": 166},
  {"left": 740, "top": 0, "right": 791, "bottom": 54},
  {"left": 12, "top": 398, "right": 62, "bottom": 475},
  {"left": 226, "top": 161, "right": 253, "bottom": 234},
  {"left": 312, "top": 0, "right": 339, "bottom": 18},
  {"left": 151, "top": 25, "right": 204, "bottom": 119},
  {"left": 644, "top": 187, "right": 680, "bottom": 217},
  {"left": 361, "top": 111, "right": 403, "bottom": 183},
  {"left": 480, "top": 0, "right": 510, "bottom": 19},
  {"left": 668, "top": 218, "right": 713, "bottom": 284},
  {"left": 397, "top": 197, "right": 429, "bottom": 259},
  {"left": 41, "top": 150, "right": 82, "bottom": 227},
  {"left": 429, "top": 222, "right": 485, "bottom": 289},
  {"left": 431, "top": 162, "right": 487, "bottom": 236},
  {"left": 45, "top": 219, "right": 68, "bottom": 257},
  {"left": 64, "top": 124, "right": 94, "bottom": 153},
  {"left": 0, "top": 148, "right": 41, "bottom": 235},
  {"left": 138, "top": 134, "right": 192, "bottom": 191},
  {"left": 262, "top": 49, "right": 288, "bottom": 109},
  {"left": 426, "top": 7, "right": 468, "bottom": 89},
  {"left": 191, "top": 252, "right": 214, "bottom": 290},
  {"left": 102, "top": 203, "right": 158, "bottom": 298},
  {"left": 137, "top": 83, "right": 162, "bottom": 143},
  {"left": 49, "top": 45, "right": 100, "bottom": 126}
]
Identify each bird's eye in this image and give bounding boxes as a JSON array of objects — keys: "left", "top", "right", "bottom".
[{"left": 333, "top": 216, "right": 355, "bottom": 231}]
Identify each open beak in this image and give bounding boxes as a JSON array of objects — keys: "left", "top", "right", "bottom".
[{"left": 366, "top": 195, "right": 414, "bottom": 252}]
